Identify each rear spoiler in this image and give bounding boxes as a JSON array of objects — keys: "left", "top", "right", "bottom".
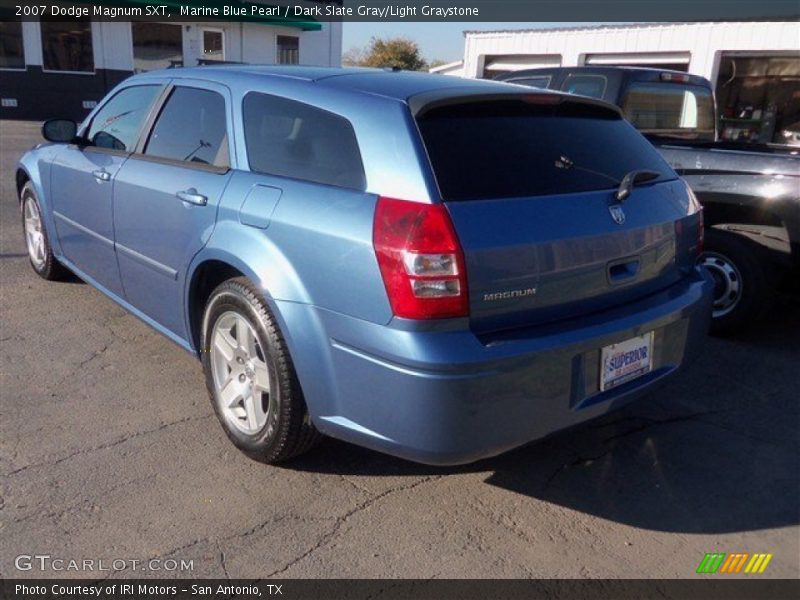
[{"left": 408, "top": 87, "right": 623, "bottom": 119}]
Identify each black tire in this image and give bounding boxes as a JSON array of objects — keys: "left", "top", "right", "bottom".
[
  {"left": 701, "top": 228, "right": 773, "bottom": 335},
  {"left": 20, "top": 182, "right": 69, "bottom": 281},
  {"left": 201, "top": 277, "right": 321, "bottom": 463}
]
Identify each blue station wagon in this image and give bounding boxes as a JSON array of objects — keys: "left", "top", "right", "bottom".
[{"left": 17, "top": 66, "right": 713, "bottom": 465}]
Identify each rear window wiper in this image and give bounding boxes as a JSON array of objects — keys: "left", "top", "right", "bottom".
[
  {"left": 554, "top": 155, "right": 660, "bottom": 201},
  {"left": 614, "top": 169, "right": 661, "bottom": 202}
]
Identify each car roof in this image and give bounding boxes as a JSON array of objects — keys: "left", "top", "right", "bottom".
[
  {"left": 130, "top": 65, "right": 555, "bottom": 102},
  {"left": 128, "top": 65, "right": 623, "bottom": 119}
]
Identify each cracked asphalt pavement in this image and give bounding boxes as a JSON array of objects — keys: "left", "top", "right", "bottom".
[{"left": 1, "top": 120, "right": 798, "bottom": 579}]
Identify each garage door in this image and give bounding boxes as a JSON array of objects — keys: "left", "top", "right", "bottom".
[
  {"left": 585, "top": 52, "right": 691, "bottom": 71},
  {"left": 482, "top": 54, "right": 561, "bottom": 78}
]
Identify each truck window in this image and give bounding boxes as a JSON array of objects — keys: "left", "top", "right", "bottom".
[
  {"left": 622, "top": 82, "right": 715, "bottom": 141},
  {"left": 507, "top": 76, "right": 552, "bottom": 89},
  {"left": 561, "top": 75, "right": 607, "bottom": 99}
]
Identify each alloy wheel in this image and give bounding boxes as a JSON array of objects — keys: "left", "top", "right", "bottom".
[
  {"left": 23, "top": 195, "right": 46, "bottom": 270},
  {"left": 210, "top": 311, "right": 273, "bottom": 435}
]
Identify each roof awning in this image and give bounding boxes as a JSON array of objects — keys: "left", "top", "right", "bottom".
[
  {"left": 484, "top": 55, "right": 561, "bottom": 71},
  {"left": 80, "top": 0, "right": 321, "bottom": 30}
]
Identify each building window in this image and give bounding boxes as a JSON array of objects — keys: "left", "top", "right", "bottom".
[
  {"left": 41, "top": 20, "right": 93, "bottom": 72},
  {"left": 133, "top": 23, "right": 183, "bottom": 72},
  {"left": 277, "top": 36, "right": 299, "bottom": 65},
  {"left": 0, "top": 22, "right": 25, "bottom": 69},
  {"left": 201, "top": 29, "right": 224, "bottom": 63}
]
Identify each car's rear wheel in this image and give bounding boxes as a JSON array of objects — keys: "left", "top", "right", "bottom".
[
  {"left": 201, "top": 277, "right": 321, "bottom": 463},
  {"left": 20, "top": 182, "right": 68, "bottom": 281},
  {"left": 700, "top": 228, "right": 773, "bottom": 335}
]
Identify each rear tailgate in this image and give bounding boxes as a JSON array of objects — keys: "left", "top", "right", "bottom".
[{"left": 414, "top": 94, "right": 702, "bottom": 332}]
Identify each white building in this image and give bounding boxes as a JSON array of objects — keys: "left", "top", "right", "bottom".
[
  {"left": 0, "top": 17, "right": 342, "bottom": 120},
  {"left": 463, "top": 22, "right": 799, "bottom": 80},
  {"left": 461, "top": 22, "right": 800, "bottom": 144},
  {"left": 429, "top": 60, "right": 465, "bottom": 77}
]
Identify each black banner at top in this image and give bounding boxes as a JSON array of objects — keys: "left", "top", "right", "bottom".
[{"left": 2, "top": 0, "right": 800, "bottom": 22}]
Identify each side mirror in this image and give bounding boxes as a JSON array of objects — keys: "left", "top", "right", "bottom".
[{"left": 42, "top": 119, "right": 78, "bottom": 143}]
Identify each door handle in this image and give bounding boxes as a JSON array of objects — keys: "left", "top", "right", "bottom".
[
  {"left": 92, "top": 169, "right": 111, "bottom": 182},
  {"left": 176, "top": 188, "right": 207, "bottom": 206}
]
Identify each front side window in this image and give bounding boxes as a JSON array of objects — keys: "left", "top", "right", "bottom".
[
  {"left": 41, "top": 20, "right": 93, "bottom": 72},
  {"left": 277, "top": 36, "right": 299, "bottom": 65},
  {"left": 622, "top": 82, "right": 715, "bottom": 141},
  {"left": 145, "top": 87, "right": 229, "bottom": 167},
  {"left": 133, "top": 23, "right": 183, "bottom": 72},
  {"left": 0, "top": 22, "right": 25, "bottom": 69},
  {"left": 242, "top": 92, "right": 365, "bottom": 190},
  {"left": 561, "top": 75, "right": 607, "bottom": 99},
  {"left": 86, "top": 85, "right": 161, "bottom": 151}
]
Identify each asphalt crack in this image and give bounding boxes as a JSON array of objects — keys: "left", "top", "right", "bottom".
[
  {"left": 217, "top": 541, "right": 231, "bottom": 580},
  {"left": 265, "top": 474, "right": 445, "bottom": 577},
  {"left": 4, "top": 413, "right": 214, "bottom": 477},
  {"left": 599, "top": 410, "right": 718, "bottom": 445}
]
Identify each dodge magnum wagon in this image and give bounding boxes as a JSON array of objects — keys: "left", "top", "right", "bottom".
[{"left": 17, "top": 66, "right": 712, "bottom": 465}]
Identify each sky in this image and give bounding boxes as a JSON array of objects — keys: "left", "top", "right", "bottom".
[{"left": 342, "top": 22, "right": 601, "bottom": 64}]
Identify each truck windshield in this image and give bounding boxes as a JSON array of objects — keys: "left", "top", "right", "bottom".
[{"left": 621, "top": 82, "right": 715, "bottom": 141}]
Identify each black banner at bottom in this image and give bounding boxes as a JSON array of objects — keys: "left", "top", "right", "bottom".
[{"left": 2, "top": 579, "right": 799, "bottom": 600}]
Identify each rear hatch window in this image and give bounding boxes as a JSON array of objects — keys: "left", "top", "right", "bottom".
[{"left": 416, "top": 98, "right": 675, "bottom": 202}]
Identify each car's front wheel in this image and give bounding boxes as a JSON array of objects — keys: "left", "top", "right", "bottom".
[
  {"left": 201, "top": 277, "right": 321, "bottom": 463},
  {"left": 20, "top": 182, "right": 68, "bottom": 281}
]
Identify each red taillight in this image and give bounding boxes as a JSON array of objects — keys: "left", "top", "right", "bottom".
[{"left": 373, "top": 197, "right": 468, "bottom": 319}]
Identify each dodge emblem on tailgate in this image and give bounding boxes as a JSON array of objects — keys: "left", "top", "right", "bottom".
[{"left": 609, "top": 204, "right": 626, "bottom": 225}]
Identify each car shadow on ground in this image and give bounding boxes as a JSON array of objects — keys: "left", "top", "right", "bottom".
[{"left": 287, "top": 292, "right": 800, "bottom": 535}]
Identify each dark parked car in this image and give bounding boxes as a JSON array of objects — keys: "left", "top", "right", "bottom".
[
  {"left": 496, "top": 66, "right": 800, "bottom": 334},
  {"left": 18, "top": 66, "right": 711, "bottom": 465}
]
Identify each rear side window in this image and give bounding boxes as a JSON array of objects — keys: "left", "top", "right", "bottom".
[
  {"left": 145, "top": 87, "right": 229, "bottom": 167},
  {"left": 242, "top": 92, "right": 365, "bottom": 191},
  {"left": 87, "top": 85, "right": 160, "bottom": 152},
  {"left": 416, "top": 99, "right": 675, "bottom": 202}
]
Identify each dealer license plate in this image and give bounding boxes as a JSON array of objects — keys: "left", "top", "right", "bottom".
[{"left": 600, "top": 332, "right": 654, "bottom": 391}]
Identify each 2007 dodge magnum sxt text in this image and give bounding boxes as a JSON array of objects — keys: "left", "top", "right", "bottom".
[{"left": 17, "top": 66, "right": 712, "bottom": 465}]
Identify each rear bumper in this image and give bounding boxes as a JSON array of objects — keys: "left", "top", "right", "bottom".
[{"left": 285, "top": 269, "right": 713, "bottom": 465}]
